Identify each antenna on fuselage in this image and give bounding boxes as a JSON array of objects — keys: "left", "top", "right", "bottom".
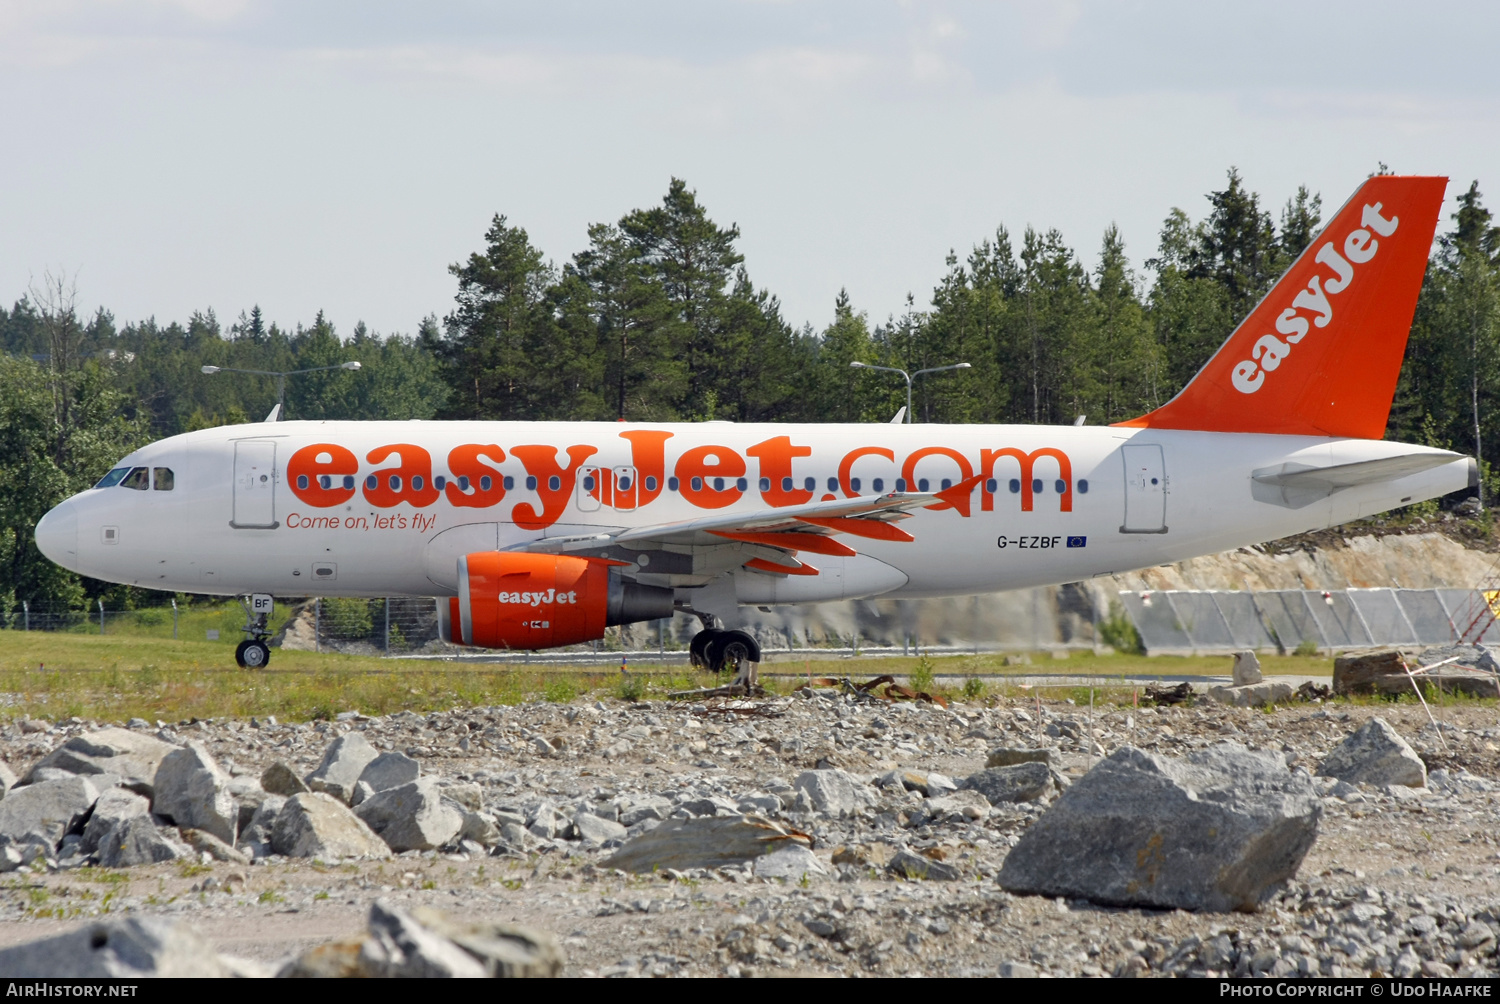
[
  {"left": 262, "top": 403, "right": 281, "bottom": 423},
  {"left": 889, "top": 407, "right": 907, "bottom": 424}
]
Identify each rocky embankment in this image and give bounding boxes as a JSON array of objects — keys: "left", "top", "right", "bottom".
[{"left": 0, "top": 688, "right": 1498, "bottom": 977}]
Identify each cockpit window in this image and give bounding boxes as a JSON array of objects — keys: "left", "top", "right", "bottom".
[
  {"left": 94, "top": 468, "right": 130, "bottom": 489},
  {"left": 153, "top": 468, "right": 174, "bottom": 491},
  {"left": 120, "top": 467, "right": 150, "bottom": 491}
]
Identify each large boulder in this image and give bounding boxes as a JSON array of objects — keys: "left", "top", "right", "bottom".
[
  {"left": 791, "top": 769, "right": 876, "bottom": 818},
  {"left": 1205, "top": 681, "right": 1295, "bottom": 707},
  {"left": 238, "top": 794, "right": 286, "bottom": 859},
  {"left": 360, "top": 900, "right": 489, "bottom": 978},
  {"left": 272, "top": 792, "right": 391, "bottom": 859},
  {"left": 985, "top": 747, "right": 1059, "bottom": 769},
  {"left": 277, "top": 901, "right": 564, "bottom": 978},
  {"left": 152, "top": 743, "right": 237, "bottom": 845},
  {"left": 23, "top": 727, "right": 177, "bottom": 796},
  {"left": 603, "top": 815, "right": 812, "bottom": 874},
  {"left": 998, "top": 743, "right": 1321, "bottom": 912},
  {"left": 1318, "top": 717, "right": 1427, "bottom": 788},
  {"left": 0, "top": 916, "right": 230, "bottom": 977},
  {"left": 80, "top": 787, "right": 151, "bottom": 855},
  {"left": 960, "top": 762, "right": 1054, "bottom": 805},
  {"left": 97, "top": 816, "right": 186, "bottom": 868},
  {"left": 358, "top": 751, "right": 420, "bottom": 794},
  {"left": 1332, "top": 650, "right": 1497, "bottom": 698},
  {"left": 306, "top": 733, "right": 380, "bottom": 804},
  {"left": 261, "top": 761, "right": 309, "bottom": 797},
  {"left": 0, "top": 776, "right": 98, "bottom": 848},
  {"left": 407, "top": 906, "right": 565, "bottom": 978},
  {"left": 354, "top": 778, "right": 463, "bottom": 852},
  {"left": 1231, "top": 650, "right": 1263, "bottom": 686}
]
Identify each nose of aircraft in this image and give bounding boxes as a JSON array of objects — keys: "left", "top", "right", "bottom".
[{"left": 34, "top": 499, "right": 79, "bottom": 571}]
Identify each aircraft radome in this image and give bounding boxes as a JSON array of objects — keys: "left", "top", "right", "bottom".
[{"left": 34, "top": 175, "right": 1474, "bottom": 676}]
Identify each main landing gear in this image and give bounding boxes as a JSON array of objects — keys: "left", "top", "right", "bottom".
[
  {"left": 686, "top": 613, "right": 762, "bottom": 694},
  {"left": 234, "top": 594, "right": 274, "bottom": 670}
]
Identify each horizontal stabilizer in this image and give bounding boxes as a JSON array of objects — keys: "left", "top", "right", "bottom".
[{"left": 1251, "top": 452, "right": 1463, "bottom": 509}]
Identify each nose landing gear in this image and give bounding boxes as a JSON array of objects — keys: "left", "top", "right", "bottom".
[{"left": 234, "top": 594, "right": 274, "bottom": 669}]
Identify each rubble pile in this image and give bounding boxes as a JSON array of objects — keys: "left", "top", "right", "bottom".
[{"left": 0, "top": 678, "right": 1496, "bottom": 977}]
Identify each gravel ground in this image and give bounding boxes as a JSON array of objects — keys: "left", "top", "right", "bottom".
[{"left": 0, "top": 689, "right": 1498, "bottom": 978}]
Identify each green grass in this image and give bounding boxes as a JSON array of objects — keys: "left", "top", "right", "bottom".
[
  {"left": 0, "top": 630, "right": 1338, "bottom": 724},
  {"left": 759, "top": 648, "right": 1335, "bottom": 681}
]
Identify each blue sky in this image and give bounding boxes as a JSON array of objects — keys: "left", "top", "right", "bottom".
[{"left": 2, "top": 1, "right": 1496, "bottom": 337}]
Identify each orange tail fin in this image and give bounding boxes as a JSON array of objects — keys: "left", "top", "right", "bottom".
[{"left": 1116, "top": 175, "right": 1447, "bottom": 439}]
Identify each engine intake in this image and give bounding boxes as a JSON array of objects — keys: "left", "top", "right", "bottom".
[{"left": 436, "top": 551, "right": 673, "bottom": 650}]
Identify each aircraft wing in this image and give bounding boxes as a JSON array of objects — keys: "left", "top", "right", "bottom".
[{"left": 507, "top": 476, "right": 982, "bottom": 573}]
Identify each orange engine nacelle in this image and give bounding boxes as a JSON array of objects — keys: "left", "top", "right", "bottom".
[{"left": 437, "top": 551, "right": 674, "bottom": 650}]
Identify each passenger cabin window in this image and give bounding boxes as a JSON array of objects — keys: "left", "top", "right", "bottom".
[
  {"left": 121, "top": 467, "right": 149, "bottom": 491},
  {"left": 152, "top": 468, "right": 174, "bottom": 491},
  {"left": 95, "top": 467, "right": 130, "bottom": 489}
]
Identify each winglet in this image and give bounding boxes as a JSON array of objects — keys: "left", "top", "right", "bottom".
[
  {"left": 927, "top": 474, "right": 986, "bottom": 517},
  {"left": 1116, "top": 175, "right": 1447, "bottom": 439}
]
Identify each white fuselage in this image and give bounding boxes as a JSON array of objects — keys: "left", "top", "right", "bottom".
[{"left": 35, "top": 420, "right": 1471, "bottom": 606}]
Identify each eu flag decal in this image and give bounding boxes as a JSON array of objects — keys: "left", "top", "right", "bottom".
[{"left": 1066, "top": 536, "right": 1087, "bottom": 548}]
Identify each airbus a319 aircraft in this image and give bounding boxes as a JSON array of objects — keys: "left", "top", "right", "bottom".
[{"left": 34, "top": 175, "right": 1474, "bottom": 674}]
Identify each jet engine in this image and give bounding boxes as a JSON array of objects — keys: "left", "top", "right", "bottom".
[{"left": 436, "top": 551, "right": 674, "bottom": 650}]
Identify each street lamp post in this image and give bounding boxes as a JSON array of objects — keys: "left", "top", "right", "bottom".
[
  {"left": 200, "top": 361, "right": 362, "bottom": 420},
  {"left": 849, "top": 361, "right": 971, "bottom": 423}
]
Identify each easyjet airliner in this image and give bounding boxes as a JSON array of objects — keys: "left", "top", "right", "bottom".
[{"left": 33, "top": 176, "right": 1473, "bottom": 673}]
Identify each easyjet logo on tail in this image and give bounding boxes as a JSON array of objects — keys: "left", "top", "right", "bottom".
[
  {"left": 1117, "top": 175, "right": 1446, "bottom": 440},
  {"left": 1232, "top": 203, "right": 1400, "bottom": 395}
]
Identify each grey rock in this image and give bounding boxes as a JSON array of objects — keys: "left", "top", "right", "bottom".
[
  {"left": 350, "top": 781, "right": 376, "bottom": 807},
  {"left": 924, "top": 772, "right": 958, "bottom": 797},
  {"left": 458, "top": 811, "right": 499, "bottom": 846},
  {"left": 498, "top": 822, "right": 532, "bottom": 849},
  {"left": 152, "top": 743, "right": 237, "bottom": 845},
  {"left": 238, "top": 795, "right": 286, "bottom": 859},
  {"left": 753, "top": 844, "right": 825, "bottom": 880},
  {"left": 440, "top": 782, "right": 483, "bottom": 812},
  {"left": 227, "top": 776, "right": 269, "bottom": 833},
  {"left": 360, "top": 899, "right": 488, "bottom": 978},
  {"left": 271, "top": 792, "right": 391, "bottom": 859},
  {"left": 678, "top": 796, "right": 736, "bottom": 817},
  {"left": 260, "top": 761, "right": 309, "bottom": 797},
  {"left": 80, "top": 787, "right": 150, "bottom": 855},
  {"left": 1232, "top": 650, "right": 1263, "bottom": 686},
  {"left": 998, "top": 743, "right": 1321, "bottom": 912},
  {"left": 1318, "top": 717, "right": 1427, "bottom": 788},
  {"left": 604, "top": 814, "right": 813, "bottom": 873},
  {"left": 619, "top": 797, "right": 671, "bottom": 827},
  {"left": 180, "top": 827, "right": 250, "bottom": 864},
  {"left": 0, "top": 776, "right": 98, "bottom": 847},
  {"left": 96, "top": 816, "right": 185, "bottom": 867},
  {"left": 407, "top": 905, "right": 565, "bottom": 978},
  {"left": 999, "top": 960, "right": 1038, "bottom": 978},
  {"left": 0, "top": 761, "right": 16, "bottom": 794},
  {"left": 354, "top": 778, "right": 464, "bottom": 852},
  {"left": 305, "top": 733, "right": 380, "bottom": 804},
  {"left": 23, "top": 727, "right": 177, "bottom": 796},
  {"left": 572, "top": 811, "right": 626, "bottom": 847},
  {"left": 1206, "top": 681, "right": 1295, "bottom": 707},
  {"left": 30, "top": 767, "right": 81, "bottom": 784},
  {"left": 960, "top": 762, "right": 1055, "bottom": 805},
  {"left": 792, "top": 769, "right": 876, "bottom": 818},
  {"left": 0, "top": 916, "right": 230, "bottom": 977},
  {"left": 922, "top": 789, "right": 991, "bottom": 821},
  {"left": 985, "top": 747, "right": 1060, "bottom": 769},
  {"left": 1419, "top": 643, "right": 1500, "bottom": 675},
  {"left": 358, "top": 751, "right": 420, "bottom": 794},
  {"left": 887, "top": 848, "right": 960, "bottom": 881}
]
